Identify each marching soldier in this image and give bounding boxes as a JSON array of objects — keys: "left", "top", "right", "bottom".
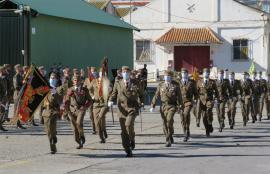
[
  {"left": 3, "top": 64, "right": 14, "bottom": 122},
  {"left": 178, "top": 68, "right": 197, "bottom": 142},
  {"left": 258, "top": 71, "right": 267, "bottom": 121},
  {"left": 265, "top": 73, "right": 270, "bottom": 120},
  {"left": 12, "top": 64, "right": 27, "bottom": 129},
  {"left": 42, "top": 72, "right": 65, "bottom": 154},
  {"left": 251, "top": 71, "right": 261, "bottom": 123},
  {"left": 108, "top": 66, "right": 144, "bottom": 157},
  {"left": 0, "top": 66, "right": 8, "bottom": 131},
  {"left": 240, "top": 72, "right": 253, "bottom": 126},
  {"left": 151, "top": 70, "right": 182, "bottom": 146},
  {"left": 64, "top": 76, "right": 92, "bottom": 149},
  {"left": 215, "top": 69, "right": 232, "bottom": 132},
  {"left": 197, "top": 68, "right": 219, "bottom": 137},
  {"left": 38, "top": 66, "right": 47, "bottom": 124},
  {"left": 89, "top": 68, "right": 109, "bottom": 143},
  {"left": 227, "top": 72, "right": 242, "bottom": 129},
  {"left": 84, "top": 67, "right": 98, "bottom": 134}
]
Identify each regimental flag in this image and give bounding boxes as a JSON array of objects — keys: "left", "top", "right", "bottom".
[
  {"left": 249, "top": 59, "right": 256, "bottom": 75},
  {"left": 192, "top": 68, "right": 200, "bottom": 82},
  {"left": 15, "top": 65, "right": 50, "bottom": 122}
]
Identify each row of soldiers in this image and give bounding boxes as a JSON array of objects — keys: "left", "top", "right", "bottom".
[
  {"left": 1, "top": 63, "right": 270, "bottom": 158},
  {"left": 150, "top": 68, "right": 270, "bottom": 147}
]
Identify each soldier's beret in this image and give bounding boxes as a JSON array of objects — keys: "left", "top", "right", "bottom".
[
  {"left": 243, "top": 72, "right": 249, "bottom": 75},
  {"left": 122, "top": 66, "right": 130, "bottom": 71},
  {"left": 14, "top": 64, "right": 21, "bottom": 69},
  {"left": 73, "top": 68, "right": 78, "bottom": 72},
  {"left": 164, "top": 70, "right": 174, "bottom": 76},
  {"left": 181, "top": 68, "right": 188, "bottom": 73},
  {"left": 230, "top": 71, "right": 235, "bottom": 75},
  {"left": 203, "top": 68, "right": 210, "bottom": 73},
  {"left": 218, "top": 69, "right": 224, "bottom": 73}
]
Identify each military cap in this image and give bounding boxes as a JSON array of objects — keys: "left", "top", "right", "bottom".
[
  {"left": 72, "top": 74, "right": 81, "bottom": 81},
  {"left": 122, "top": 66, "right": 130, "bottom": 71},
  {"left": 230, "top": 71, "right": 235, "bottom": 75},
  {"left": 243, "top": 72, "right": 249, "bottom": 75},
  {"left": 50, "top": 72, "right": 57, "bottom": 77},
  {"left": 181, "top": 68, "right": 188, "bottom": 73},
  {"left": 164, "top": 70, "right": 174, "bottom": 76},
  {"left": 3, "top": 64, "right": 10, "bottom": 68},
  {"left": 38, "top": 66, "right": 44, "bottom": 70},
  {"left": 23, "top": 66, "right": 29, "bottom": 70},
  {"left": 203, "top": 68, "right": 210, "bottom": 73},
  {"left": 89, "top": 67, "right": 96, "bottom": 71},
  {"left": 14, "top": 64, "right": 21, "bottom": 69},
  {"left": 218, "top": 69, "right": 224, "bottom": 73}
]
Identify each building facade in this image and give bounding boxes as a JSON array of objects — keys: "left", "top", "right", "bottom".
[{"left": 124, "top": 0, "right": 270, "bottom": 76}]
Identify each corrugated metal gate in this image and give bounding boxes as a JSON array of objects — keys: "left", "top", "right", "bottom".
[{"left": 0, "top": 10, "right": 23, "bottom": 65}]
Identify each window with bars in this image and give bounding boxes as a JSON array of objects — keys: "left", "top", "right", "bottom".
[
  {"left": 233, "top": 39, "right": 249, "bottom": 60},
  {"left": 136, "top": 40, "right": 154, "bottom": 62}
]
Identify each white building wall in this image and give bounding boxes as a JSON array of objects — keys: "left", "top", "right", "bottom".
[{"left": 126, "top": 0, "right": 269, "bottom": 74}]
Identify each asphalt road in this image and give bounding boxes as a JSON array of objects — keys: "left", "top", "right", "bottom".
[{"left": 0, "top": 105, "right": 270, "bottom": 174}]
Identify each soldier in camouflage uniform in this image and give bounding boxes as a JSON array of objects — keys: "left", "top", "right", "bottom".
[
  {"left": 151, "top": 70, "right": 182, "bottom": 147},
  {"left": 258, "top": 71, "right": 267, "bottom": 121},
  {"left": 65, "top": 76, "right": 92, "bottom": 149},
  {"left": 84, "top": 67, "right": 98, "bottom": 134},
  {"left": 178, "top": 68, "right": 198, "bottom": 142},
  {"left": 42, "top": 73, "right": 65, "bottom": 154},
  {"left": 240, "top": 72, "right": 253, "bottom": 126},
  {"left": 108, "top": 66, "right": 144, "bottom": 157},
  {"left": 250, "top": 71, "right": 261, "bottom": 123},
  {"left": 0, "top": 66, "right": 8, "bottom": 131},
  {"left": 265, "top": 73, "right": 270, "bottom": 120},
  {"left": 197, "top": 68, "right": 219, "bottom": 137},
  {"left": 215, "top": 69, "right": 232, "bottom": 132},
  {"left": 227, "top": 72, "right": 242, "bottom": 129}
]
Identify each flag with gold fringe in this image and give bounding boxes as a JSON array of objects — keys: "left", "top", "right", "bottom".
[
  {"left": 15, "top": 65, "right": 50, "bottom": 122},
  {"left": 249, "top": 59, "right": 256, "bottom": 75}
]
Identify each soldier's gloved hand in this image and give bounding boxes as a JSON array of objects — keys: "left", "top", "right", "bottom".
[
  {"left": 150, "top": 108, "right": 155, "bottom": 112},
  {"left": 108, "top": 101, "right": 113, "bottom": 107}
]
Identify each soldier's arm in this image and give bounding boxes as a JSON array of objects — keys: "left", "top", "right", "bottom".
[
  {"left": 227, "top": 81, "right": 233, "bottom": 98},
  {"left": 176, "top": 84, "right": 183, "bottom": 108},
  {"left": 193, "top": 80, "right": 199, "bottom": 100},
  {"left": 151, "top": 84, "right": 161, "bottom": 108},
  {"left": 13, "top": 75, "right": 19, "bottom": 90},
  {"left": 84, "top": 88, "right": 92, "bottom": 108},
  {"left": 213, "top": 81, "right": 219, "bottom": 100},
  {"left": 138, "top": 82, "right": 145, "bottom": 104},
  {"left": 88, "top": 81, "right": 95, "bottom": 99},
  {"left": 109, "top": 81, "right": 119, "bottom": 102}
]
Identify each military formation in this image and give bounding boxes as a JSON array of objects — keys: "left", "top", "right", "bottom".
[{"left": 1, "top": 63, "right": 270, "bottom": 157}]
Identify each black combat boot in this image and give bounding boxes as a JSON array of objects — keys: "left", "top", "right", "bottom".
[
  {"left": 17, "top": 121, "right": 26, "bottom": 129},
  {"left": 0, "top": 125, "right": 8, "bottom": 132},
  {"left": 125, "top": 148, "right": 133, "bottom": 158},
  {"left": 103, "top": 130, "right": 108, "bottom": 139},
  {"left": 50, "top": 144, "right": 57, "bottom": 154},
  {"left": 130, "top": 140, "right": 135, "bottom": 150}
]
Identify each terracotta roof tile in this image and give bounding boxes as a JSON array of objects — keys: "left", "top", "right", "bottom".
[{"left": 156, "top": 28, "right": 222, "bottom": 44}]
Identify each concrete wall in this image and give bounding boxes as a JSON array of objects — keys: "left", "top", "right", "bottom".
[{"left": 30, "top": 14, "right": 134, "bottom": 73}]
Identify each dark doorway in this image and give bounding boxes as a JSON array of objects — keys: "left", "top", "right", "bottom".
[
  {"left": 174, "top": 46, "right": 210, "bottom": 73},
  {"left": 0, "top": 9, "right": 23, "bottom": 65}
]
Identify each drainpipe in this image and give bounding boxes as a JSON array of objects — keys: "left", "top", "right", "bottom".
[{"left": 23, "top": 6, "right": 31, "bottom": 66}]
